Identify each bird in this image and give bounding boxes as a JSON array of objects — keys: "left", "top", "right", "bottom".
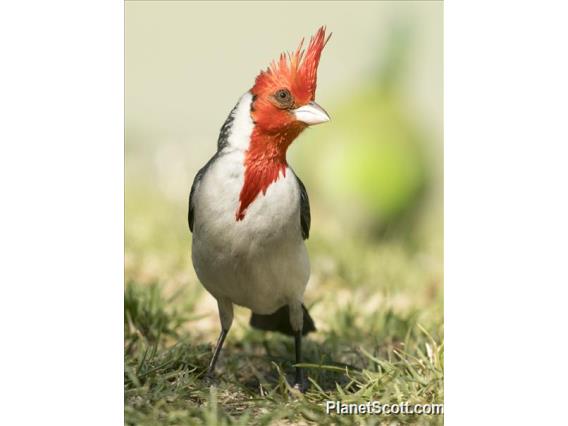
[{"left": 188, "top": 27, "right": 331, "bottom": 392}]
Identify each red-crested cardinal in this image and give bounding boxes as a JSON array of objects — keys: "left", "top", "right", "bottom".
[{"left": 188, "top": 27, "right": 331, "bottom": 392}]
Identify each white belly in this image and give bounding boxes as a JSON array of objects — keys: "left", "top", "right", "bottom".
[{"left": 191, "top": 150, "right": 310, "bottom": 314}]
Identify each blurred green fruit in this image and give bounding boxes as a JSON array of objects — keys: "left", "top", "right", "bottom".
[{"left": 327, "top": 90, "right": 426, "bottom": 224}]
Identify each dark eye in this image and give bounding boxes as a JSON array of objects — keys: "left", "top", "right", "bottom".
[{"left": 274, "top": 89, "right": 293, "bottom": 108}]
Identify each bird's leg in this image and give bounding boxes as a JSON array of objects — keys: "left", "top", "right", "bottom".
[
  {"left": 206, "top": 298, "right": 233, "bottom": 377},
  {"left": 293, "top": 330, "right": 308, "bottom": 392},
  {"left": 207, "top": 328, "right": 228, "bottom": 375},
  {"left": 289, "top": 302, "right": 308, "bottom": 392}
]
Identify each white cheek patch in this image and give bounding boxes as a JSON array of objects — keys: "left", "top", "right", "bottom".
[{"left": 226, "top": 92, "right": 255, "bottom": 152}]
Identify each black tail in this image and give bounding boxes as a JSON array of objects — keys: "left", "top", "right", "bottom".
[{"left": 250, "top": 304, "right": 316, "bottom": 336}]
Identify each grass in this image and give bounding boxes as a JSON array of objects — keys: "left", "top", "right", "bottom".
[{"left": 124, "top": 183, "right": 443, "bottom": 425}]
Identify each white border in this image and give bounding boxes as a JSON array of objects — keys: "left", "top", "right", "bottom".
[
  {"left": 446, "top": 1, "right": 568, "bottom": 424},
  {"left": 0, "top": 1, "right": 123, "bottom": 424}
]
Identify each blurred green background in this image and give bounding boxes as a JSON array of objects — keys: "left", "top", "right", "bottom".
[{"left": 125, "top": 1, "right": 443, "bottom": 424}]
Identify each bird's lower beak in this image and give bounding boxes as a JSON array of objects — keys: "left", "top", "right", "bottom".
[{"left": 293, "top": 101, "right": 330, "bottom": 126}]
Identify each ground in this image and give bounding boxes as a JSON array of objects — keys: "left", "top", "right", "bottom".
[{"left": 124, "top": 185, "right": 443, "bottom": 425}]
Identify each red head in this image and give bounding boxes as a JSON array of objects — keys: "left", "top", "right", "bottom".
[
  {"left": 237, "top": 27, "right": 331, "bottom": 221},
  {"left": 250, "top": 26, "right": 332, "bottom": 137}
]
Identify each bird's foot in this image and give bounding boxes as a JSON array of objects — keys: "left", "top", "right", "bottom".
[
  {"left": 202, "top": 370, "right": 219, "bottom": 386},
  {"left": 291, "top": 375, "right": 309, "bottom": 393},
  {"left": 292, "top": 380, "right": 308, "bottom": 393}
]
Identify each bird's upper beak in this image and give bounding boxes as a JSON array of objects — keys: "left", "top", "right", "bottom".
[{"left": 293, "top": 101, "right": 330, "bottom": 126}]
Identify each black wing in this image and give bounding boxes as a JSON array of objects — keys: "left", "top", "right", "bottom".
[
  {"left": 188, "top": 154, "right": 219, "bottom": 232},
  {"left": 293, "top": 173, "right": 311, "bottom": 240},
  {"left": 217, "top": 102, "right": 238, "bottom": 151},
  {"left": 189, "top": 101, "right": 238, "bottom": 232}
]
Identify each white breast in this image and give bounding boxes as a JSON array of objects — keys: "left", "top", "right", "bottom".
[{"left": 192, "top": 153, "right": 310, "bottom": 314}]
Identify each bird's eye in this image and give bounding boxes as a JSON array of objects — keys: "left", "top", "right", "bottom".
[{"left": 274, "top": 89, "right": 293, "bottom": 108}]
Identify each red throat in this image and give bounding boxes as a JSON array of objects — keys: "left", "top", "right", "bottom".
[{"left": 236, "top": 123, "right": 305, "bottom": 221}]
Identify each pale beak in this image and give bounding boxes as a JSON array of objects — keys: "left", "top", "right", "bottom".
[{"left": 293, "top": 101, "right": 330, "bottom": 126}]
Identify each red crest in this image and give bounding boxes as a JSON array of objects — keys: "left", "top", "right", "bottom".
[{"left": 251, "top": 26, "right": 331, "bottom": 104}]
